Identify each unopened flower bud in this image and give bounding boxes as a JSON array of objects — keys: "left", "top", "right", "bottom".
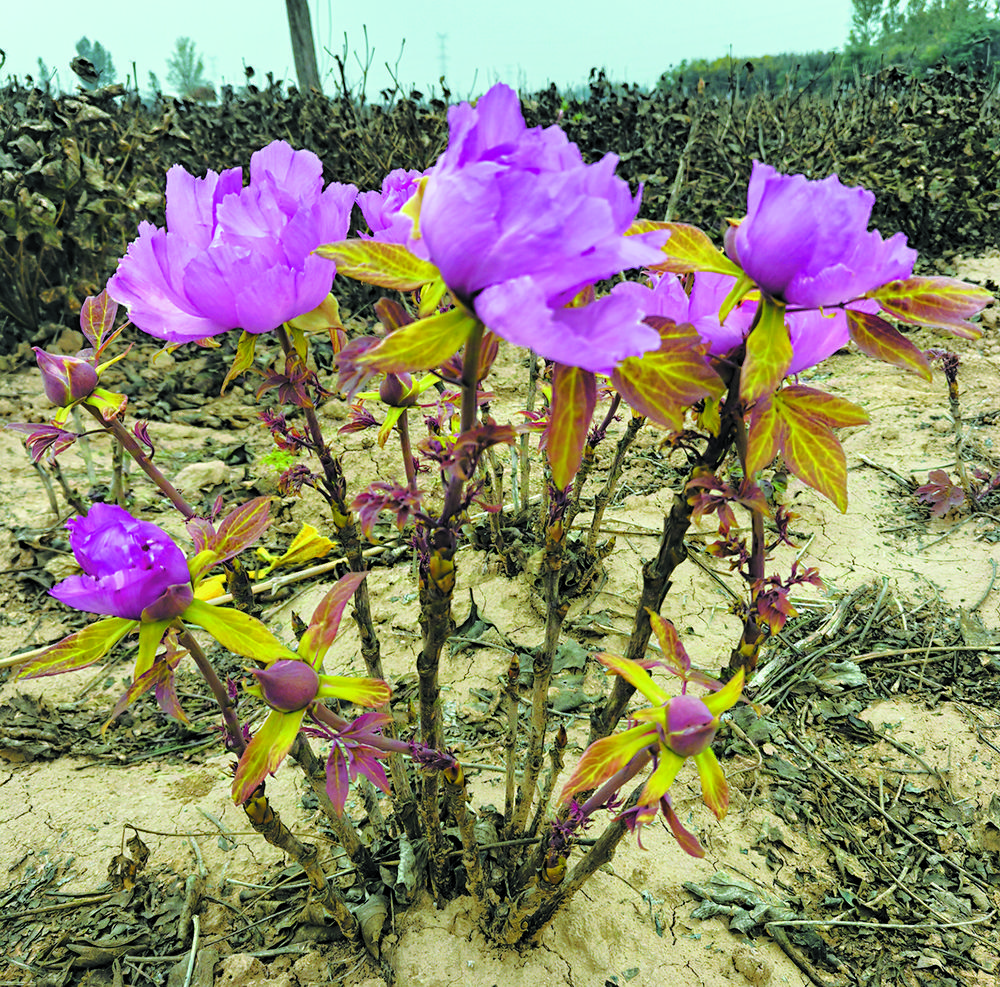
[
  {"left": 379, "top": 372, "right": 415, "bottom": 407},
  {"left": 251, "top": 660, "right": 320, "bottom": 712},
  {"left": 665, "top": 693, "right": 717, "bottom": 758},
  {"left": 33, "top": 348, "right": 98, "bottom": 407}
]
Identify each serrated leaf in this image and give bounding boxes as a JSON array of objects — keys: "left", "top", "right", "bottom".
[
  {"left": 222, "top": 331, "right": 258, "bottom": 394},
  {"left": 774, "top": 390, "right": 849, "bottom": 511},
  {"left": 847, "top": 309, "right": 932, "bottom": 380},
  {"left": 611, "top": 318, "right": 725, "bottom": 431},
  {"left": 872, "top": 277, "right": 993, "bottom": 339},
  {"left": 740, "top": 298, "right": 791, "bottom": 404},
  {"left": 548, "top": 363, "right": 597, "bottom": 490},
  {"left": 357, "top": 307, "right": 478, "bottom": 374},
  {"left": 315, "top": 239, "right": 441, "bottom": 290},
  {"left": 299, "top": 572, "right": 368, "bottom": 668},
  {"left": 17, "top": 617, "right": 137, "bottom": 678},
  {"left": 630, "top": 220, "right": 742, "bottom": 277},
  {"left": 183, "top": 598, "right": 296, "bottom": 662}
]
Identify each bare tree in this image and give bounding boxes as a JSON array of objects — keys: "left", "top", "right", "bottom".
[{"left": 285, "top": 0, "right": 322, "bottom": 92}]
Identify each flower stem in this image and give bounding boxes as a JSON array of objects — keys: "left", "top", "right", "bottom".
[
  {"left": 177, "top": 628, "right": 244, "bottom": 753},
  {"left": 86, "top": 407, "right": 196, "bottom": 520}
]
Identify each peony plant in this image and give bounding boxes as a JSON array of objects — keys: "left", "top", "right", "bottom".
[{"left": 8, "top": 82, "right": 992, "bottom": 963}]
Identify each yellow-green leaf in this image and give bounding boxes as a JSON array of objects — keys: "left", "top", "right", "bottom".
[
  {"left": 315, "top": 239, "right": 441, "bottom": 291},
  {"left": 611, "top": 319, "right": 725, "bottom": 431},
  {"left": 560, "top": 724, "right": 659, "bottom": 802},
  {"left": 774, "top": 390, "right": 849, "bottom": 511},
  {"left": 746, "top": 399, "right": 783, "bottom": 476},
  {"left": 740, "top": 298, "right": 792, "bottom": 404},
  {"left": 629, "top": 220, "right": 743, "bottom": 277},
  {"left": 222, "top": 331, "right": 258, "bottom": 394},
  {"left": 357, "top": 307, "right": 479, "bottom": 375},
  {"left": 183, "top": 598, "right": 296, "bottom": 662},
  {"left": 232, "top": 708, "right": 306, "bottom": 803},
  {"left": 548, "top": 363, "right": 597, "bottom": 490},
  {"left": 17, "top": 617, "right": 137, "bottom": 678}
]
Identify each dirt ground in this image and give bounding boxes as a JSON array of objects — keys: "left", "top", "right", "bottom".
[{"left": 1, "top": 257, "right": 1000, "bottom": 987}]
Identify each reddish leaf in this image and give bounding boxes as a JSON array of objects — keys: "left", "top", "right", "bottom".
[
  {"left": 611, "top": 318, "right": 725, "bottom": 431},
  {"left": 740, "top": 298, "right": 792, "bottom": 404},
  {"left": 299, "top": 572, "right": 368, "bottom": 668},
  {"left": 872, "top": 276, "right": 993, "bottom": 339},
  {"left": 646, "top": 610, "right": 691, "bottom": 679},
  {"left": 209, "top": 497, "right": 273, "bottom": 564},
  {"left": 315, "top": 239, "right": 441, "bottom": 290},
  {"left": 80, "top": 290, "right": 119, "bottom": 351},
  {"left": 847, "top": 309, "right": 932, "bottom": 380},
  {"left": 548, "top": 364, "right": 597, "bottom": 489},
  {"left": 915, "top": 469, "right": 966, "bottom": 517}
]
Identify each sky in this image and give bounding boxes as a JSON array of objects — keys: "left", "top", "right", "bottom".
[{"left": 2, "top": 0, "right": 855, "bottom": 98}]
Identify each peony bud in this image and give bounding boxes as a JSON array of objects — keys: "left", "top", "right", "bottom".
[
  {"left": 378, "top": 372, "right": 416, "bottom": 407},
  {"left": 33, "top": 348, "right": 98, "bottom": 407},
  {"left": 250, "top": 659, "right": 320, "bottom": 712},
  {"left": 665, "top": 693, "right": 718, "bottom": 758}
]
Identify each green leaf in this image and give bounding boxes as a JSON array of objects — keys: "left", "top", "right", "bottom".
[
  {"left": 740, "top": 298, "right": 792, "bottom": 404},
  {"left": 548, "top": 363, "right": 597, "bottom": 490},
  {"left": 222, "top": 331, "right": 257, "bottom": 394},
  {"left": 299, "top": 572, "right": 368, "bottom": 668},
  {"left": 232, "top": 708, "right": 306, "bottom": 804},
  {"left": 182, "top": 598, "right": 296, "bottom": 662},
  {"left": 17, "top": 617, "right": 137, "bottom": 678},
  {"left": 629, "top": 220, "right": 743, "bottom": 277},
  {"left": 847, "top": 309, "right": 932, "bottom": 380},
  {"left": 315, "top": 239, "right": 441, "bottom": 291},
  {"left": 871, "top": 276, "right": 993, "bottom": 339},
  {"left": 611, "top": 318, "right": 725, "bottom": 431},
  {"left": 135, "top": 619, "right": 170, "bottom": 678},
  {"left": 357, "top": 307, "right": 479, "bottom": 375},
  {"left": 418, "top": 278, "right": 448, "bottom": 318}
]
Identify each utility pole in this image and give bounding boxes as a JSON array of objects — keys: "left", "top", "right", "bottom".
[{"left": 285, "top": 0, "right": 322, "bottom": 93}]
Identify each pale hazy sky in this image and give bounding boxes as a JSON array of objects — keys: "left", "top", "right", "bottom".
[{"left": 3, "top": 0, "right": 854, "bottom": 97}]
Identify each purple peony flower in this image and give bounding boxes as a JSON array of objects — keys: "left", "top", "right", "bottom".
[
  {"left": 108, "top": 141, "right": 357, "bottom": 343},
  {"left": 50, "top": 503, "right": 193, "bottom": 620},
  {"left": 357, "top": 168, "right": 428, "bottom": 258},
  {"left": 417, "top": 83, "right": 669, "bottom": 374},
  {"left": 724, "top": 161, "right": 916, "bottom": 309},
  {"left": 33, "top": 348, "right": 98, "bottom": 407}
]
